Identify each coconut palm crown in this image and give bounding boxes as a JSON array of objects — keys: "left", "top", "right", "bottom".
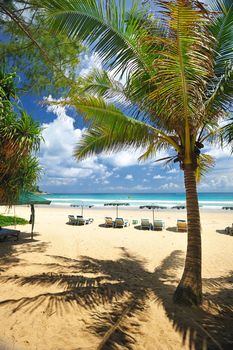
[{"left": 41, "top": 0, "right": 233, "bottom": 305}]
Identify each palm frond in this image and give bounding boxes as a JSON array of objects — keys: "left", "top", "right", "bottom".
[
  {"left": 137, "top": 140, "right": 170, "bottom": 162},
  {"left": 74, "top": 68, "right": 126, "bottom": 102},
  {"left": 71, "top": 68, "right": 150, "bottom": 121},
  {"left": 41, "top": 0, "right": 153, "bottom": 79},
  {"left": 205, "top": 1, "right": 233, "bottom": 121},
  {"left": 148, "top": 0, "right": 214, "bottom": 133},
  {"left": 74, "top": 119, "right": 159, "bottom": 160},
  {"left": 205, "top": 61, "right": 233, "bottom": 120},
  {"left": 64, "top": 95, "right": 180, "bottom": 151},
  {"left": 221, "top": 117, "right": 233, "bottom": 151},
  {"left": 195, "top": 154, "right": 215, "bottom": 183},
  {"left": 209, "top": 0, "right": 233, "bottom": 74}
]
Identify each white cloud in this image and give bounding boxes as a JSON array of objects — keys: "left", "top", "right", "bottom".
[
  {"left": 101, "top": 148, "right": 169, "bottom": 168},
  {"left": 160, "top": 182, "right": 179, "bottom": 190},
  {"left": 167, "top": 168, "right": 178, "bottom": 174},
  {"left": 125, "top": 174, "right": 133, "bottom": 180},
  {"left": 101, "top": 149, "right": 143, "bottom": 167},
  {"left": 77, "top": 52, "right": 103, "bottom": 77},
  {"left": 205, "top": 143, "right": 232, "bottom": 159},
  {"left": 153, "top": 174, "right": 164, "bottom": 179},
  {"left": 132, "top": 185, "right": 152, "bottom": 191},
  {"left": 103, "top": 180, "right": 110, "bottom": 184},
  {"left": 199, "top": 173, "right": 233, "bottom": 191},
  {"left": 39, "top": 101, "right": 109, "bottom": 186}
]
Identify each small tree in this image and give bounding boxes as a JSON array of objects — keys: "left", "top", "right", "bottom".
[
  {"left": 0, "top": 0, "right": 84, "bottom": 94},
  {"left": 0, "top": 68, "right": 42, "bottom": 204}
]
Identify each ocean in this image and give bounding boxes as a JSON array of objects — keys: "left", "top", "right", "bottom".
[{"left": 44, "top": 193, "right": 233, "bottom": 210}]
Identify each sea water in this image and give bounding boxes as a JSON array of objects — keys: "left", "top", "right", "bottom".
[{"left": 44, "top": 192, "right": 233, "bottom": 210}]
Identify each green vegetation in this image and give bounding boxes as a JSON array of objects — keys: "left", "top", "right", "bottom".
[
  {"left": 0, "top": 215, "right": 28, "bottom": 226},
  {"left": 223, "top": 117, "right": 233, "bottom": 152},
  {"left": 0, "top": 0, "right": 84, "bottom": 94},
  {"left": 0, "top": 68, "right": 42, "bottom": 204},
  {"left": 40, "top": 0, "right": 233, "bottom": 305}
]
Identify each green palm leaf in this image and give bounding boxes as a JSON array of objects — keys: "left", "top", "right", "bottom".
[
  {"left": 222, "top": 117, "right": 233, "bottom": 151},
  {"left": 75, "top": 68, "right": 126, "bottom": 101},
  {"left": 41, "top": 0, "right": 153, "bottom": 78},
  {"left": 195, "top": 154, "right": 215, "bottom": 183},
  {"left": 209, "top": 0, "right": 233, "bottom": 72}
]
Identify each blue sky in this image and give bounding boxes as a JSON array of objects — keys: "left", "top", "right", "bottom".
[
  {"left": 16, "top": 0, "right": 233, "bottom": 193},
  {"left": 19, "top": 51, "right": 233, "bottom": 194}
]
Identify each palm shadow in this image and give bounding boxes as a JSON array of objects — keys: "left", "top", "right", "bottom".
[
  {"left": 0, "top": 248, "right": 232, "bottom": 350},
  {"left": 0, "top": 232, "right": 49, "bottom": 272}
]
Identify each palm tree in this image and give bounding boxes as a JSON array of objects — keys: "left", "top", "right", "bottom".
[
  {"left": 41, "top": 0, "right": 233, "bottom": 305},
  {"left": 222, "top": 117, "right": 233, "bottom": 151},
  {"left": 0, "top": 68, "right": 42, "bottom": 204}
]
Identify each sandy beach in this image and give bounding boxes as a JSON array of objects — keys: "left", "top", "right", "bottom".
[{"left": 0, "top": 206, "right": 232, "bottom": 350}]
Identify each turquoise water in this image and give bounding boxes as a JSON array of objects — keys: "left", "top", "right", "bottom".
[{"left": 44, "top": 193, "right": 233, "bottom": 209}]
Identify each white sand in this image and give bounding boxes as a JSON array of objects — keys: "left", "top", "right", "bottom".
[{"left": 0, "top": 206, "right": 232, "bottom": 350}]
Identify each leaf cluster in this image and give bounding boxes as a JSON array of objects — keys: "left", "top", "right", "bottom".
[
  {"left": 0, "top": 0, "right": 84, "bottom": 94},
  {"left": 0, "top": 68, "right": 42, "bottom": 204}
]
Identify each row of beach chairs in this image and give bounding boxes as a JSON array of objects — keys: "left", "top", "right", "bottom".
[
  {"left": 105, "top": 217, "right": 187, "bottom": 231},
  {"left": 68, "top": 215, "right": 188, "bottom": 231},
  {"left": 68, "top": 215, "right": 94, "bottom": 225},
  {"left": 68, "top": 215, "right": 233, "bottom": 233}
]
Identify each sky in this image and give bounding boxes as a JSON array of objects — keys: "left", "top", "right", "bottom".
[
  {"left": 17, "top": 0, "right": 233, "bottom": 193},
  {"left": 19, "top": 50, "right": 233, "bottom": 194}
]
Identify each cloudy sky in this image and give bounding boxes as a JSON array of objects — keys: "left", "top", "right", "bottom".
[
  {"left": 20, "top": 51, "right": 233, "bottom": 194},
  {"left": 20, "top": 1, "right": 233, "bottom": 194}
]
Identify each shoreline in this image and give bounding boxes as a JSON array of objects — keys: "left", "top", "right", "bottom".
[{"left": 21, "top": 203, "right": 233, "bottom": 212}]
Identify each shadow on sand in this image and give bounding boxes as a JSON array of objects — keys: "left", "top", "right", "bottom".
[
  {"left": 0, "top": 246, "right": 232, "bottom": 349},
  {"left": 216, "top": 229, "right": 233, "bottom": 237},
  {"left": 0, "top": 231, "right": 49, "bottom": 272}
]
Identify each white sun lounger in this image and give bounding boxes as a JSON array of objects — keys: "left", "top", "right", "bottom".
[
  {"left": 114, "top": 218, "right": 129, "bottom": 228},
  {"left": 141, "top": 219, "right": 152, "bottom": 230},
  {"left": 153, "top": 220, "right": 165, "bottom": 231}
]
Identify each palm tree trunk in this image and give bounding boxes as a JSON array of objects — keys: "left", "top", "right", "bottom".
[{"left": 173, "top": 164, "right": 202, "bottom": 306}]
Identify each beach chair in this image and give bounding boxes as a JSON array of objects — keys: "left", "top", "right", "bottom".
[
  {"left": 177, "top": 220, "right": 187, "bottom": 232},
  {"left": 76, "top": 217, "right": 87, "bottom": 225},
  {"left": 153, "top": 220, "right": 165, "bottom": 231},
  {"left": 105, "top": 217, "right": 113, "bottom": 227},
  {"left": 114, "top": 218, "right": 129, "bottom": 228},
  {"left": 141, "top": 219, "right": 152, "bottom": 230},
  {"left": 68, "top": 215, "right": 77, "bottom": 225},
  {"left": 0, "top": 228, "right": 20, "bottom": 241},
  {"left": 225, "top": 223, "right": 233, "bottom": 235}
]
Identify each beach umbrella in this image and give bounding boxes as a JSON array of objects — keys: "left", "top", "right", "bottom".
[
  {"left": 1, "top": 192, "right": 51, "bottom": 239},
  {"left": 17, "top": 192, "right": 51, "bottom": 239},
  {"left": 139, "top": 204, "right": 166, "bottom": 223},
  {"left": 104, "top": 202, "right": 130, "bottom": 217},
  {"left": 171, "top": 205, "right": 186, "bottom": 210},
  {"left": 70, "top": 202, "right": 94, "bottom": 216}
]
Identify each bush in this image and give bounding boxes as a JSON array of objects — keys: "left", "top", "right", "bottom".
[{"left": 0, "top": 215, "right": 28, "bottom": 226}]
